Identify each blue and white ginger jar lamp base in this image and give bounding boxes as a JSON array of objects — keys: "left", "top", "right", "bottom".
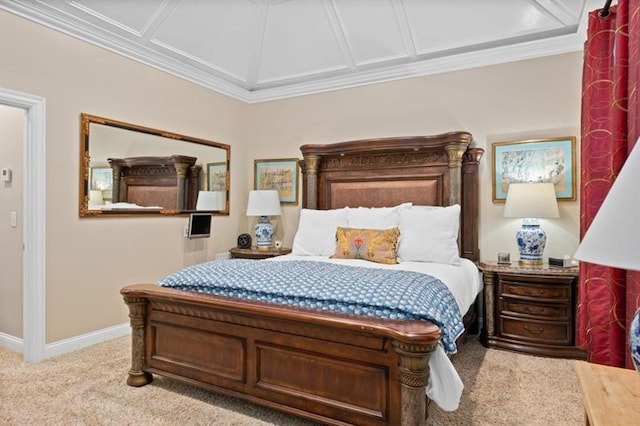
[
  {"left": 516, "top": 218, "right": 546, "bottom": 266},
  {"left": 254, "top": 215, "right": 274, "bottom": 249}
]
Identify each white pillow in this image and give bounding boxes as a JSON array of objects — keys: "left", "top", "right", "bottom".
[
  {"left": 409, "top": 205, "right": 441, "bottom": 211},
  {"left": 292, "top": 208, "right": 348, "bottom": 256},
  {"left": 347, "top": 202, "right": 412, "bottom": 229},
  {"left": 398, "top": 204, "right": 461, "bottom": 265}
]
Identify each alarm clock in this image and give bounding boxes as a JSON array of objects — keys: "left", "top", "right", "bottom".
[{"left": 237, "top": 233, "right": 252, "bottom": 249}]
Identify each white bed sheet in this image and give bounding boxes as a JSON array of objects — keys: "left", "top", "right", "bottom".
[{"left": 267, "top": 254, "right": 482, "bottom": 411}]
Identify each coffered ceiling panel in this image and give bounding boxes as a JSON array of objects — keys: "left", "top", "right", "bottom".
[
  {"left": 259, "top": 1, "right": 347, "bottom": 84},
  {"left": 0, "top": 0, "right": 606, "bottom": 103}
]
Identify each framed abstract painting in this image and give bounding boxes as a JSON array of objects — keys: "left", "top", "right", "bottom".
[{"left": 492, "top": 136, "right": 576, "bottom": 202}]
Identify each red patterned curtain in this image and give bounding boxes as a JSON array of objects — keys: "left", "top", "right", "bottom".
[{"left": 578, "top": 0, "right": 640, "bottom": 369}]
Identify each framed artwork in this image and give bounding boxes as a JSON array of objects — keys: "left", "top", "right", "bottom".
[
  {"left": 207, "top": 162, "right": 227, "bottom": 191},
  {"left": 89, "top": 167, "right": 113, "bottom": 202},
  {"left": 89, "top": 167, "right": 113, "bottom": 201},
  {"left": 254, "top": 158, "right": 299, "bottom": 204},
  {"left": 492, "top": 136, "right": 576, "bottom": 202},
  {"left": 90, "top": 167, "right": 112, "bottom": 191}
]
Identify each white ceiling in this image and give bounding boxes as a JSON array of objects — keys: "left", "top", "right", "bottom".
[{"left": 1, "top": 0, "right": 604, "bottom": 103}]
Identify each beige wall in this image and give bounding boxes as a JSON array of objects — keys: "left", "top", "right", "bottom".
[
  {"left": 0, "top": 10, "right": 582, "bottom": 344},
  {"left": 0, "top": 11, "right": 250, "bottom": 342},
  {"left": 0, "top": 105, "right": 24, "bottom": 338},
  {"left": 247, "top": 53, "right": 582, "bottom": 262}
]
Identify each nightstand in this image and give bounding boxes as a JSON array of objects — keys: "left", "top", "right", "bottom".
[
  {"left": 229, "top": 247, "right": 292, "bottom": 260},
  {"left": 479, "top": 261, "right": 585, "bottom": 359}
]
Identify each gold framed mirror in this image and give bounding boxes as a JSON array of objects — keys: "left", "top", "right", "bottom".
[{"left": 79, "top": 113, "right": 230, "bottom": 217}]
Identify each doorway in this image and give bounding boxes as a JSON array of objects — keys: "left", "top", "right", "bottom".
[
  {"left": 0, "top": 88, "right": 46, "bottom": 363},
  {"left": 0, "top": 105, "right": 24, "bottom": 344}
]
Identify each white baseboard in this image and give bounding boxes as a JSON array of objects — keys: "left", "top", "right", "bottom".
[
  {"left": 0, "top": 332, "right": 24, "bottom": 353},
  {"left": 44, "top": 323, "right": 130, "bottom": 360},
  {"left": 1, "top": 323, "right": 131, "bottom": 360}
]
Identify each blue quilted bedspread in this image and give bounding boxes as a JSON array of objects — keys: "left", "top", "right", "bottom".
[{"left": 157, "top": 259, "right": 463, "bottom": 353}]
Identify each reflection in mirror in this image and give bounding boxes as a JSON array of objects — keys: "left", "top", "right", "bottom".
[{"left": 80, "top": 113, "right": 230, "bottom": 217}]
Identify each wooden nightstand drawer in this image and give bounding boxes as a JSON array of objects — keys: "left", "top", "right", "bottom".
[
  {"left": 499, "top": 280, "right": 570, "bottom": 301},
  {"left": 499, "top": 299, "right": 569, "bottom": 319},
  {"left": 499, "top": 316, "right": 571, "bottom": 345}
]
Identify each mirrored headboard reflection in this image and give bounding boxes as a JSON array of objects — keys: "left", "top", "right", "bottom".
[{"left": 79, "top": 113, "right": 230, "bottom": 217}]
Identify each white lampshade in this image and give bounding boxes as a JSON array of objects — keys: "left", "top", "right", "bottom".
[
  {"left": 196, "top": 191, "right": 226, "bottom": 211},
  {"left": 574, "top": 140, "right": 640, "bottom": 271},
  {"left": 246, "top": 190, "right": 282, "bottom": 217},
  {"left": 504, "top": 183, "right": 560, "bottom": 219},
  {"left": 89, "top": 190, "right": 104, "bottom": 205}
]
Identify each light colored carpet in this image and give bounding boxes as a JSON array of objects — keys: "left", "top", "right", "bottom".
[{"left": 0, "top": 335, "right": 584, "bottom": 425}]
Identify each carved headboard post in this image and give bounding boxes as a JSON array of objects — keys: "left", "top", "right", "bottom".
[
  {"left": 110, "top": 162, "right": 122, "bottom": 202},
  {"left": 173, "top": 161, "right": 190, "bottom": 210},
  {"left": 444, "top": 142, "right": 469, "bottom": 205},
  {"left": 461, "top": 147, "right": 484, "bottom": 262},
  {"left": 188, "top": 164, "right": 202, "bottom": 210},
  {"left": 302, "top": 154, "right": 320, "bottom": 209}
]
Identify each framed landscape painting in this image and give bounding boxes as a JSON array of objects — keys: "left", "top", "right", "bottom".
[
  {"left": 492, "top": 136, "right": 576, "bottom": 202},
  {"left": 207, "top": 162, "right": 227, "bottom": 191},
  {"left": 254, "top": 158, "right": 299, "bottom": 204},
  {"left": 89, "top": 167, "right": 113, "bottom": 201}
]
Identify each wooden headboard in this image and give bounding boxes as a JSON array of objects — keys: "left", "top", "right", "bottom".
[
  {"left": 108, "top": 155, "right": 202, "bottom": 210},
  {"left": 299, "top": 132, "right": 484, "bottom": 262}
]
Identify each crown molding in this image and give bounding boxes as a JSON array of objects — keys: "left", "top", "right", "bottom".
[{"left": 1, "top": 0, "right": 588, "bottom": 104}]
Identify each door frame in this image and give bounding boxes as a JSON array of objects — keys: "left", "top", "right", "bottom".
[{"left": 0, "top": 88, "right": 46, "bottom": 363}]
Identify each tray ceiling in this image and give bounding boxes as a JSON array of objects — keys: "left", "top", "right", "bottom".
[{"left": 1, "top": 0, "right": 604, "bottom": 103}]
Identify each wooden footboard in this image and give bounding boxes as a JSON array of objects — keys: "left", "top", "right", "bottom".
[{"left": 122, "top": 284, "right": 442, "bottom": 426}]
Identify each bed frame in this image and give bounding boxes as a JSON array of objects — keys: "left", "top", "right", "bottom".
[{"left": 121, "top": 133, "right": 483, "bottom": 425}]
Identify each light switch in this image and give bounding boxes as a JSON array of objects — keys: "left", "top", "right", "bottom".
[
  {"left": 1, "top": 168, "right": 11, "bottom": 182},
  {"left": 10, "top": 211, "right": 17, "bottom": 228}
]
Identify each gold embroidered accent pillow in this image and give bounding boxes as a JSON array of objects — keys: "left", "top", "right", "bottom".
[{"left": 332, "top": 227, "right": 400, "bottom": 264}]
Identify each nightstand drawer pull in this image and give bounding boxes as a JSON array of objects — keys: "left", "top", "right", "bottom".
[{"left": 524, "top": 325, "right": 545, "bottom": 334}]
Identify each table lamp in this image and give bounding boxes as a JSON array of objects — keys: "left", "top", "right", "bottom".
[
  {"left": 246, "top": 190, "right": 282, "bottom": 249},
  {"left": 504, "top": 182, "right": 559, "bottom": 266},
  {"left": 574, "top": 139, "right": 640, "bottom": 372},
  {"left": 196, "top": 190, "right": 226, "bottom": 211}
]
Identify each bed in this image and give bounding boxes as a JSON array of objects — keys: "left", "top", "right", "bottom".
[{"left": 121, "top": 132, "right": 483, "bottom": 425}]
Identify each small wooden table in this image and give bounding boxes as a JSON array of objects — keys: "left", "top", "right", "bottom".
[{"left": 574, "top": 361, "right": 640, "bottom": 426}]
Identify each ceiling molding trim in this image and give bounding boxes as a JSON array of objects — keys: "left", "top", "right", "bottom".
[
  {"left": 324, "top": 0, "right": 357, "bottom": 70},
  {"left": 148, "top": 37, "right": 248, "bottom": 84},
  {"left": 532, "top": 0, "right": 579, "bottom": 25},
  {"left": 0, "top": 0, "right": 590, "bottom": 105},
  {"left": 392, "top": 0, "right": 418, "bottom": 58},
  {"left": 245, "top": 1, "right": 270, "bottom": 88},
  {"left": 0, "top": 1, "right": 253, "bottom": 101},
  {"left": 246, "top": 32, "right": 585, "bottom": 103},
  {"left": 137, "top": 1, "right": 180, "bottom": 43},
  {"left": 66, "top": 0, "right": 146, "bottom": 38}
]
